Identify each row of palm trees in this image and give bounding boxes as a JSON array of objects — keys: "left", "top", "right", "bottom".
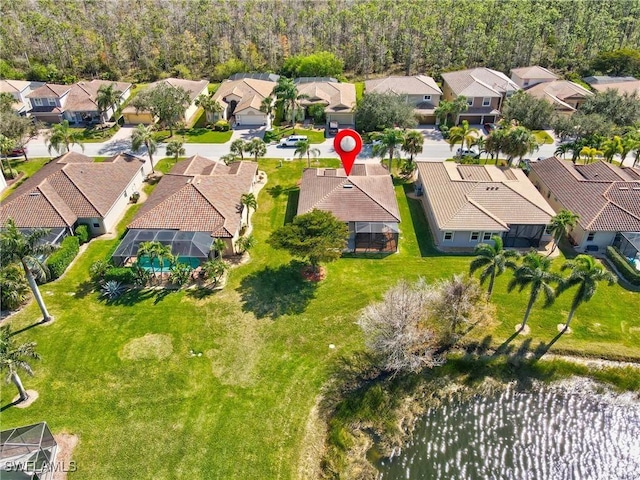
[
  {"left": 370, "top": 128, "right": 424, "bottom": 172},
  {"left": 554, "top": 130, "right": 640, "bottom": 166},
  {"left": 470, "top": 236, "right": 615, "bottom": 333}
]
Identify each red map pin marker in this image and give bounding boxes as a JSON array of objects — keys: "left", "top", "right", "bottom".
[{"left": 334, "top": 129, "right": 362, "bottom": 176}]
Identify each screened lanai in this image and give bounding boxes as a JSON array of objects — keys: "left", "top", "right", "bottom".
[
  {"left": 613, "top": 232, "right": 640, "bottom": 269},
  {"left": 0, "top": 422, "right": 57, "bottom": 480},
  {"left": 348, "top": 222, "right": 399, "bottom": 253},
  {"left": 111, "top": 229, "right": 214, "bottom": 267}
]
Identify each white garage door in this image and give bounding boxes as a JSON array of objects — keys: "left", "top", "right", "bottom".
[{"left": 236, "top": 112, "right": 267, "bottom": 126}]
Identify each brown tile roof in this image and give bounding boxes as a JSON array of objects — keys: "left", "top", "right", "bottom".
[
  {"left": 525, "top": 80, "right": 592, "bottom": 111},
  {"left": 441, "top": 68, "right": 519, "bottom": 97},
  {"left": 0, "top": 152, "right": 146, "bottom": 229},
  {"left": 416, "top": 162, "right": 554, "bottom": 231},
  {"left": 153, "top": 78, "right": 209, "bottom": 103},
  {"left": 510, "top": 66, "right": 558, "bottom": 80},
  {"left": 213, "top": 78, "right": 276, "bottom": 114},
  {"left": 297, "top": 164, "right": 400, "bottom": 223},
  {"left": 0, "top": 80, "right": 33, "bottom": 93},
  {"left": 364, "top": 75, "right": 442, "bottom": 96},
  {"left": 296, "top": 81, "right": 356, "bottom": 113},
  {"left": 62, "top": 80, "right": 132, "bottom": 112},
  {"left": 129, "top": 158, "right": 257, "bottom": 237},
  {"left": 530, "top": 157, "right": 640, "bottom": 232},
  {"left": 27, "top": 83, "right": 72, "bottom": 98},
  {"left": 591, "top": 80, "right": 640, "bottom": 96}
]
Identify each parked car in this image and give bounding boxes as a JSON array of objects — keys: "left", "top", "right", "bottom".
[
  {"left": 8, "top": 147, "right": 27, "bottom": 157},
  {"left": 484, "top": 123, "right": 497, "bottom": 134},
  {"left": 328, "top": 121, "right": 339, "bottom": 136},
  {"left": 279, "top": 135, "right": 308, "bottom": 147},
  {"left": 455, "top": 147, "right": 480, "bottom": 159}
]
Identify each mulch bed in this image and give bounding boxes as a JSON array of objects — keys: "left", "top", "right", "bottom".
[{"left": 301, "top": 265, "right": 326, "bottom": 282}]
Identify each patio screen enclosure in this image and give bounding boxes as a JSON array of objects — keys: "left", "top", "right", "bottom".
[
  {"left": 112, "top": 229, "right": 214, "bottom": 267},
  {"left": 613, "top": 232, "right": 640, "bottom": 258},
  {"left": 349, "top": 222, "right": 399, "bottom": 252},
  {"left": 503, "top": 224, "right": 545, "bottom": 248},
  {"left": 0, "top": 422, "right": 57, "bottom": 480}
]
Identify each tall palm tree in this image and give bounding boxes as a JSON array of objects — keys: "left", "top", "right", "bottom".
[
  {"left": 272, "top": 77, "right": 298, "bottom": 125},
  {"left": 601, "top": 135, "right": 624, "bottom": 163},
  {"left": 508, "top": 252, "right": 560, "bottom": 332},
  {"left": 259, "top": 95, "right": 275, "bottom": 122},
  {"left": 0, "top": 325, "right": 40, "bottom": 402},
  {"left": 373, "top": 128, "right": 405, "bottom": 171},
  {"left": 0, "top": 264, "right": 30, "bottom": 311},
  {"left": 137, "top": 241, "right": 158, "bottom": 278},
  {"left": 620, "top": 135, "right": 639, "bottom": 166},
  {"left": 166, "top": 140, "right": 185, "bottom": 164},
  {"left": 557, "top": 255, "right": 615, "bottom": 332},
  {"left": 195, "top": 94, "right": 223, "bottom": 123},
  {"left": 434, "top": 100, "right": 455, "bottom": 126},
  {"left": 295, "top": 139, "right": 321, "bottom": 167},
  {"left": 579, "top": 146, "right": 602, "bottom": 165},
  {"left": 130, "top": 124, "right": 157, "bottom": 173},
  {"left": 155, "top": 243, "right": 174, "bottom": 279},
  {"left": 469, "top": 235, "right": 519, "bottom": 299},
  {"left": 245, "top": 138, "right": 267, "bottom": 161},
  {"left": 96, "top": 83, "right": 122, "bottom": 122},
  {"left": 402, "top": 130, "right": 423, "bottom": 162},
  {"left": 448, "top": 120, "right": 479, "bottom": 154},
  {"left": 485, "top": 128, "right": 507, "bottom": 163},
  {"left": 240, "top": 192, "right": 257, "bottom": 226},
  {"left": 0, "top": 133, "right": 15, "bottom": 178},
  {"left": 230, "top": 139, "right": 246, "bottom": 160},
  {"left": 503, "top": 126, "right": 539, "bottom": 166},
  {"left": 547, "top": 210, "right": 580, "bottom": 256},
  {"left": 554, "top": 143, "right": 572, "bottom": 160},
  {"left": 47, "top": 120, "right": 85, "bottom": 155},
  {"left": 0, "top": 219, "right": 57, "bottom": 322},
  {"left": 472, "top": 136, "right": 487, "bottom": 161}
]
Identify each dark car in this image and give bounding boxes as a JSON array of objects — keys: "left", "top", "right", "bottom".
[
  {"left": 9, "top": 147, "right": 27, "bottom": 157},
  {"left": 328, "top": 121, "right": 339, "bottom": 136},
  {"left": 483, "top": 123, "right": 497, "bottom": 134}
]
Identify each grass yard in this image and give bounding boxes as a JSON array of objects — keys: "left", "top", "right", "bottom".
[
  {"left": 2, "top": 157, "right": 51, "bottom": 200},
  {"left": 532, "top": 130, "right": 554, "bottom": 144},
  {"left": 1, "top": 160, "right": 639, "bottom": 478},
  {"left": 267, "top": 125, "right": 326, "bottom": 144},
  {"left": 152, "top": 127, "right": 232, "bottom": 144},
  {"left": 355, "top": 82, "right": 364, "bottom": 102},
  {"left": 68, "top": 126, "right": 120, "bottom": 143}
]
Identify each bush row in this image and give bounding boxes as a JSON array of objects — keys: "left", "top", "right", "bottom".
[
  {"left": 102, "top": 267, "right": 136, "bottom": 285},
  {"left": 606, "top": 246, "right": 640, "bottom": 286},
  {"left": 46, "top": 235, "right": 80, "bottom": 280}
]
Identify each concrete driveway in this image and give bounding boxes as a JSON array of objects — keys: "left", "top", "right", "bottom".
[{"left": 230, "top": 126, "right": 266, "bottom": 142}]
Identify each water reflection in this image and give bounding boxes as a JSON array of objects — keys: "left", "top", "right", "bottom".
[{"left": 377, "top": 385, "right": 640, "bottom": 480}]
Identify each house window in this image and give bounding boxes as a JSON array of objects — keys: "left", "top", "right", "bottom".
[
  {"left": 93, "top": 223, "right": 99, "bottom": 228},
  {"left": 444, "top": 232, "right": 454, "bottom": 241},
  {"left": 523, "top": 80, "right": 530, "bottom": 87},
  {"left": 470, "top": 232, "right": 480, "bottom": 241},
  {"left": 123, "top": 191, "right": 127, "bottom": 198},
  {"left": 482, "top": 97, "right": 491, "bottom": 107},
  {"left": 483, "top": 232, "right": 493, "bottom": 241},
  {"left": 466, "top": 98, "right": 473, "bottom": 106},
  {"left": 423, "top": 95, "right": 432, "bottom": 101},
  {"left": 47, "top": 98, "right": 56, "bottom": 106},
  {"left": 587, "top": 232, "right": 595, "bottom": 242},
  {"left": 34, "top": 98, "right": 43, "bottom": 106}
]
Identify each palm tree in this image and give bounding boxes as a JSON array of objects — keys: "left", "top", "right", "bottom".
[
  {"left": 220, "top": 153, "right": 238, "bottom": 165},
  {"left": 450, "top": 96, "right": 470, "bottom": 124},
  {"left": 155, "top": 243, "right": 174, "bottom": 279},
  {"left": 373, "top": 128, "right": 405, "bottom": 171},
  {"left": 0, "top": 264, "right": 30, "bottom": 311},
  {"left": 557, "top": 255, "right": 615, "bottom": 332},
  {"left": 166, "top": 140, "right": 185, "bottom": 164},
  {"left": 47, "top": 120, "right": 85, "bottom": 155},
  {"left": 230, "top": 139, "right": 246, "bottom": 160},
  {"left": 621, "top": 135, "right": 639, "bottom": 166},
  {"left": 547, "top": 210, "right": 579, "bottom": 256},
  {"left": 448, "top": 120, "right": 479, "bottom": 154},
  {"left": 130, "top": 124, "right": 157, "bottom": 173},
  {"left": 137, "top": 241, "right": 158, "bottom": 278},
  {"left": 469, "top": 235, "right": 519, "bottom": 299},
  {"left": 485, "top": 128, "right": 507, "bottom": 163},
  {"left": 259, "top": 95, "right": 275, "bottom": 123},
  {"left": 579, "top": 146, "right": 602, "bottom": 165},
  {"left": 245, "top": 138, "right": 267, "bottom": 161},
  {"left": 554, "top": 143, "right": 572, "bottom": 160},
  {"left": 0, "top": 133, "right": 15, "bottom": 178},
  {"left": 195, "top": 94, "right": 223, "bottom": 123},
  {"left": 272, "top": 77, "right": 298, "bottom": 125},
  {"left": 0, "top": 219, "right": 57, "bottom": 322},
  {"left": 402, "top": 130, "right": 423, "bottom": 162},
  {"left": 601, "top": 135, "right": 624, "bottom": 163},
  {"left": 508, "top": 252, "right": 560, "bottom": 332},
  {"left": 472, "top": 136, "right": 487, "bottom": 161},
  {"left": 0, "top": 325, "right": 40, "bottom": 402},
  {"left": 503, "top": 126, "right": 539, "bottom": 166},
  {"left": 213, "top": 238, "right": 226, "bottom": 259},
  {"left": 240, "top": 192, "right": 257, "bottom": 226},
  {"left": 434, "top": 100, "right": 455, "bottom": 126},
  {"left": 96, "top": 83, "right": 122, "bottom": 122},
  {"left": 295, "top": 139, "right": 321, "bottom": 167}
]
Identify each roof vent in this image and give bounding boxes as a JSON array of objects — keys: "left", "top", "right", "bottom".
[
  {"left": 29, "top": 192, "right": 41, "bottom": 197},
  {"left": 632, "top": 187, "right": 640, "bottom": 191},
  {"left": 619, "top": 186, "right": 629, "bottom": 191},
  {"left": 343, "top": 184, "right": 353, "bottom": 189}
]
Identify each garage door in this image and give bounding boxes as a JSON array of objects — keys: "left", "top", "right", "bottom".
[
  {"left": 458, "top": 115, "right": 481, "bottom": 124},
  {"left": 236, "top": 113, "right": 267, "bottom": 126}
]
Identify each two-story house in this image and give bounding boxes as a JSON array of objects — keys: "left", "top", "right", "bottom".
[
  {"left": 510, "top": 66, "right": 559, "bottom": 88},
  {"left": 295, "top": 78, "right": 357, "bottom": 128},
  {"left": 364, "top": 75, "right": 443, "bottom": 124},
  {"left": 0, "top": 80, "right": 44, "bottom": 115},
  {"left": 441, "top": 67, "right": 520, "bottom": 124}
]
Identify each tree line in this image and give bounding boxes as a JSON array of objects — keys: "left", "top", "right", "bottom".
[{"left": 1, "top": 0, "right": 639, "bottom": 83}]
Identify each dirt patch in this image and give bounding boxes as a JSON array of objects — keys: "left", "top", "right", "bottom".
[
  {"left": 297, "top": 399, "right": 327, "bottom": 480},
  {"left": 12, "top": 390, "right": 38, "bottom": 408},
  {"left": 301, "top": 265, "right": 326, "bottom": 282},
  {"left": 53, "top": 433, "right": 79, "bottom": 480},
  {"left": 119, "top": 333, "right": 173, "bottom": 361}
]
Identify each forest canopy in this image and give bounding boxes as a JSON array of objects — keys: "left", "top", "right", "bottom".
[{"left": 1, "top": 0, "right": 639, "bottom": 83}]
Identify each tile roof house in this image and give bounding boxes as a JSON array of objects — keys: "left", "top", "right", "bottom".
[
  {"left": 529, "top": 156, "right": 640, "bottom": 252},
  {"left": 0, "top": 151, "right": 150, "bottom": 240},
  {"left": 0, "top": 79, "right": 44, "bottom": 115},
  {"left": 416, "top": 162, "right": 555, "bottom": 250},
  {"left": 26, "top": 80, "right": 132, "bottom": 124},
  {"left": 524, "top": 80, "right": 593, "bottom": 115},
  {"left": 212, "top": 76, "right": 277, "bottom": 126},
  {"left": 364, "top": 75, "right": 443, "bottom": 124},
  {"left": 294, "top": 78, "right": 357, "bottom": 128},
  {"left": 297, "top": 163, "right": 400, "bottom": 252},
  {"left": 441, "top": 67, "right": 520, "bottom": 124},
  {"left": 586, "top": 78, "right": 640, "bottom": 96},
  {"left": 112, "top": 156, "right": 258, "bottom": 264},
  {"left": 510, "top": 66, "right": 559, "bottom": 88},
  {"left": 122, "top": 78, "right": 208, "bottom": 125}
]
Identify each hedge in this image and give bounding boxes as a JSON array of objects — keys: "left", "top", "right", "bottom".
[
  {"left": 606, "top": 246, "right": 640, "bottom": 286},
  {"left": 75, "top": 224, "right": 89, "bottom": 244},
  {"left": 46, "top": 235, "right": 80, "bottom": 280},
  {"left": 103, "top": 267, "right": 136, "bottom": 285}
]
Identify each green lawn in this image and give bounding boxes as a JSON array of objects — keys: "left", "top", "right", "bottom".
[
  {"left": 1, "top": 160, "right": 638, "bottom": 478},
  {"left": 152, "top": 127, "right": 232, "bottom": 144},
  {"left": 2, "top": 157, "right": 51, "bottom": 200},
  {"left": 355, "top": 82, "right": 364, "bottom": 102},
  {"left": 532, "top": 130, "right": 554, "bottom": 144},
  {"left": 268, "top": 125, "right": 326, "bottom": 144},
  {"left": 68, "top": 126, "right": 121, "bottom": 143}
]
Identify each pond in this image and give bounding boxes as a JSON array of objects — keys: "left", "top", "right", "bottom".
[{"left": 377, "top": 383, "right": 640, "bottom": 480}]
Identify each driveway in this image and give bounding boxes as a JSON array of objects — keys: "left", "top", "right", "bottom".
[{"left": 230, "top": 126, "right": 266, "bottom": 142}]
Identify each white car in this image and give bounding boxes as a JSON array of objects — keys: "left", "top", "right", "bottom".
[
  {"left": 456, "top": 147, "right": 480, "bottom": 158},
  {"left": 279, "top": 135, "right": 308, "bottom": 147}
]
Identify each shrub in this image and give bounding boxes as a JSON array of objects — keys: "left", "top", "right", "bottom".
[
  {"left": 439, "top": 124, "right": 450, "bottom": 139},
  {"left": 90, "top": 260, "right": 110, "bottom": 283},
  {"left": 214, "top": 120, "right": 230, "bottom": 132},
  {"left": 170, "top": 262, "right": 193, "bottom": 287},
  {"left": 235, "top": 234, "right": 255, "bottom": 254},
  {"left": 606, "top": 246, "right": 640, "bottom": 286},
  {"left": 202, "top": 259, "right": 227, "bottom": 285},
  {"left": 46, "top": 235, "right": 80, "bottom": 280},
  {"left": 0, "top": 264, "right": 29, "bottom": 311},
  {"left": 103, "top": 267, "right": 136, "bottom": 285},
  {"left": 129, "top": 192, "right": 140, "bottom": 203},
  {"left": 75, "top": 224, "right": 89, "bottom": 244},
  {"left": 131, "top": 261, "right": 151, "bottom": 287},
  {"left": 263, "top": 130, "right": 278, "bottom": 143},
  {"left": 101, "top": 280, "right": 127, "bottom": 300}
]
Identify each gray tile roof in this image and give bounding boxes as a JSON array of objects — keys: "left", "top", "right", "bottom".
[
  {"left": 364, "top": 75, "right": 442, "bottom": 96},
  {"left": 442, "top": 67, "right": 519, "bottom": 97},
  {"left": 510, "top": 66, "right": 558, "bottom": 80},
  {"left": 530, "top": 157, "right": 640, "bottom": 232}
]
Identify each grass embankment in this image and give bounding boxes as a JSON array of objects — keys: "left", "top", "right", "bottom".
[
  {"left": 1, "top": 159, "right": 638, "bottom": 478},
  {"left": 2, "top": 157, "right": 51, "bottom": 200}
]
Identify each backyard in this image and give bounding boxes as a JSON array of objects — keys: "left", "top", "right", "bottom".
[{"left": 1, "top": 159, "right": 639, "bottom": 478}]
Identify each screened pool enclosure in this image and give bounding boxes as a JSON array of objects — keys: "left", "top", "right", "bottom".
[
  {"left": 348, "top": 222, "right": 399, "bottom": 253},
  {"left": 0, "top": 422, "right": 58, "bottom": 480},
  {"left": 112, "top": 229, "right": 214, "bottom": 267}
]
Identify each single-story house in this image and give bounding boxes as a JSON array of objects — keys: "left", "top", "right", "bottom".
[
  {"left": 26, "top": 80, "right": 132, "bottom": 124},
  {"left": 212, "top": 74, "right": 277, "bottom": 126},
  {"left": 510, "top": 66, "right": 559, "bottom": 88},
  {"left": 529, "top": 157, "right": 640, "bottom": 253},
  {"left": 524, "top": 80, "right": 593, "bottom": 115},
  {"left": 364, "top": 75, "right": 443, "bottom": 124},
  {"left": 122, "top": 78, "right": 208, "bottom": 125},
  {"left": 441, "top": 67, "right": 520, "bottom": 124},
  {"left": 0, "top": 79, "right": 44, "bottom": 115},
  {"left": 297, "top": 163, "right": 400, "bottom": 252},
  {"left": 583, "top": 75, "right": 637, "bottom": 85},
  {"left": 294, "top": 77, "right": 356, "bottom": 128},
  {"left": 585, "top": 76, "right": 640, "bottom": 96},
  {"left": 0, "top": 151, "right": 150, "bottom": 239},
  {"left": 416, "top": 162, "right": 555, "bottom": 250},
  {"left": 112, "top": 155, "right": 258, "bottom": 265}
]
